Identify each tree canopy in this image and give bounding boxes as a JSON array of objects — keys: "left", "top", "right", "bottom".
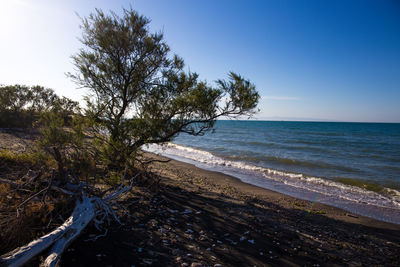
[
  {"left": 0, "top": 85, "right": 79, "bottom": 128},
  {"left": 69, "top": 8, "right": 260, "bottom": 166}
]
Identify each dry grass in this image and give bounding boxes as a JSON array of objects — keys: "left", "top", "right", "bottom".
[{"left": 0, "top": 150, "right": 74, "bottom": 254}]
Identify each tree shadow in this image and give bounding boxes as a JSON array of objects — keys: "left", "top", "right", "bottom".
[{"left": 61, "top": 181, "right": 400, "bottom": 267}]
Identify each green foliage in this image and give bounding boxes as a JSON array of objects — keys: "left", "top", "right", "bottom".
[
  {"left": 37, "top": 113, "right": 74, "bottom": 150},
  {"left": 36, "top": 112, "right": 93, "bottom": 178},
  {"left": 69, "top": 8, "right": 260, "bottom": 168},
  {"left": 0, "top": 84, "right": 80, "bottom": 128}
]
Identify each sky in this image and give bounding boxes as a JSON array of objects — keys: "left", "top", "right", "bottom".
[{"left": 1, "top": 0, "right": 399, "bottom": 122}]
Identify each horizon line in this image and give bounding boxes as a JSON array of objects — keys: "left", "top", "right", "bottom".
[{"left": 217, "top": 118, "right": 400, "bottom": 124}]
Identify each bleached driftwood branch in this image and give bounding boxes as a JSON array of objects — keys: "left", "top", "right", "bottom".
[
  {"left": 0, "top": 175, "right": 136, "bottom": 267},
  {"left": 1, "top": 195, "right": 95, "bottom": 267},
  {"left": 41, "top": 195, "right": 95, "bottom": 267}
]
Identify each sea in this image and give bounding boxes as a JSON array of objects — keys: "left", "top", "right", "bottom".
[{"left": 143, "top": 120, "right": 400, "bottom": 224}]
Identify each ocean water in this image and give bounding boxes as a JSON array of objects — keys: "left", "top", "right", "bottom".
[{"left": 143, "top": 121, "right": 400, "bottom": 224}]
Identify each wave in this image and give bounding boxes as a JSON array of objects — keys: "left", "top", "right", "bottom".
[
  {"left": 229, "top": 140, "right": 335, "bottom": 154},
  {"left": 225, "top": 154, "right": 358, "bottom": 173},
  {"left": 143, "top": 143, "right": 400, "bottom": 214}
]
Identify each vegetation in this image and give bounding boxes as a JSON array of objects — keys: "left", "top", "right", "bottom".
[
  {"left": 69, "top": 8, "right": 259, "bottom": 168},
  {"left": 0, "top": 7, "right": 259, "bottom": 265},
  {"left": 0, "top": 84, "right": 79, "bottom": 128}
]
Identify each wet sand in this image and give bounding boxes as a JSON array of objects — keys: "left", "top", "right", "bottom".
[
  {"left": 62, "top": 152, "right": 400, "bottom": 266},
  {"left": 1, "top": 129, "right": 398, "bottom": 266}
]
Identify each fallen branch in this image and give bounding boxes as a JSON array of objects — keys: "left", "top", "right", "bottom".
[
  {"left": 16, "top": 187, "right": 48, "bottom": 209},
  {"left": 1, "top": 195, "right": 95, "bottom": 267},
  {"left": 0, "top": 173, "right": 137, "bottom": 267},
  {"left": 41, "top": 195, "right": 96, "bottom": 267},
  {"left": 0, "top": 177, "right": 21, "bottom": 188}
]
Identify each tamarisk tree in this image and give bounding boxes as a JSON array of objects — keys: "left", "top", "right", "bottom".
[
  {"left": 69, "top": 8, "right": 259, "bottom": 166},
  {"left": 1, "top": 8, "right": 260, "bottom": 266}
]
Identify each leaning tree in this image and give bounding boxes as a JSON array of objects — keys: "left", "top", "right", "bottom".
[
  {"left": 0, "top": 8, "right": 259, "bottom": 266},
  {"left": 69, "top": 8, "right": 259, "bottom": 167}
]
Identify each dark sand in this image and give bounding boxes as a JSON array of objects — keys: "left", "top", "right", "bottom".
[
  {"left": 61, "top": 153, "right": 400, "bottom": 267},
  {"left": 1, "top": 130, "right": 399, "bottom": 266}
]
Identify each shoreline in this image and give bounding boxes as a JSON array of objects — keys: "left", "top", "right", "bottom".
[
  {"left": 144, "top": 142, "right": 400, "bottom": 225},
  {"left": 2, "top": 129, "right": 399, "bottom": 265},
  {"left": 145, "top": 152, "right": 400, "bottom": 230},
  {"left": 61, "top": 151, "right": 400, "bottom": 266}
]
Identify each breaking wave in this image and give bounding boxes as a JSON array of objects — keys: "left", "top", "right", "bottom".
[{"left": 143, "top": 142, "right": 400, "bottom": 224}]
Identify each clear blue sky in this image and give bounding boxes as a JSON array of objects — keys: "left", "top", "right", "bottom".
[{"left": 1, "top": 0, "right": 399, "bottom": 122}]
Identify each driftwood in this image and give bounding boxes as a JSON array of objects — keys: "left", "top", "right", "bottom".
[
  {"left": 41, "top": 195, "right": 95, "bottom": 267},
  {"left": 1, "top": 195, "right": 95, "bottom": 267},
  {"left": 0, "top": 171, "right": 136, "bottom": 267}
]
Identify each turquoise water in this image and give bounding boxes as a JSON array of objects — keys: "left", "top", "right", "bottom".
[{"left": 144, "top": 121, "right": 400, "bottom": 223}]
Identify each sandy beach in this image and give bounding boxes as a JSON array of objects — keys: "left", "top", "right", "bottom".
[
  {"left": 1, "top": 130, "right": 399, "bottom": 266},
  {"left": 60, "top": 152, "right": 400, "bottom": 266}
]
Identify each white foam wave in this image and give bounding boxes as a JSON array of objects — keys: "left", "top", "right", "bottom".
[{"left": 143, "top": 143, "right": 400, "bottom": 212}]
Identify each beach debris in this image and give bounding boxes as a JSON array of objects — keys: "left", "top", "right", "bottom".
[
  {"left": 138, "top": 247, "right": 143, "bottom": 253},
  {"left": 248, "top": 239, "right": 255, "bottom": 244},
  {"left": 149, "top": 219, "right": 158, "bottom": 227},
  {"left": 240, "top": 236, "right": 246, "bottom": 241},
  {"left": 172, "top": 249, "right": 182, "bottom": 255},
  {"left": 0, "top": 170, "right": 141, "bottom": 266},
  {"left": 159, "top": 227, "right": 168, "bottom": 234},
  {"left": 214, "top": 264, "right": 223, "bottom": 267},
  {"left": 217, "top": 240, "right": 223, "bottom": 244},
  {"left": 183, "top": 209, "right": 193, "bottom": 214},
  {"left": 142, "top": 259, "right": 153, "bottom": 265},
  {"left": 168, "top": 208, "right": 179, "bottom": 213}
]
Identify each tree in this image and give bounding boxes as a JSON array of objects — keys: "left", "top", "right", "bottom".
[
  {"left": 69, "top": 8, "right": 260, "bottom": 167},
  {"left": 1, "top": 8, "right": 260, "bottom": 265},
  {"left": 0, "top": 85, "right": 79, "bottom": 127}
]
